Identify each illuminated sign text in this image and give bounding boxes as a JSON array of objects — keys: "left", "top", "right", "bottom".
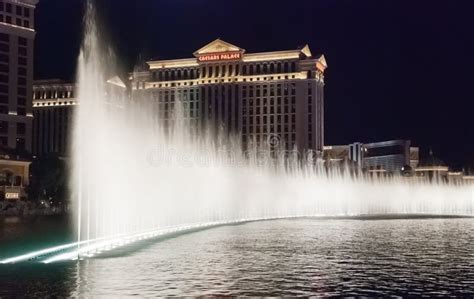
[
  {"left": 197, "top": 52, "right": 242, "bottom": 62},
  {"left": 5, "top": 193, "right": 19, "bottom": 200}
]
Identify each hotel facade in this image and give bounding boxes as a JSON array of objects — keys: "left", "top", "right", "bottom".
[
  {"left": 0, "top": 0, "right": 37, "bottom": 152},
  {"left": 0, "top": 0, "right": 37, "bottom": 200},
  {"left": 32, "top": 79, "right": 76, "bottom": 156},
  {"left": 132, "top": 39, "right": 327, "bottom": 154},
  {"left": 31, "top": 40, "right": 327, "bottom": 157}
]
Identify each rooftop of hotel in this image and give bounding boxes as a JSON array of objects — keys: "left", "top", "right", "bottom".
[
  {"left": 33, "top": 79, "right": 75, "bottom": 88},
  {"left": 7, "top": 0, "right": 38, "bottom": 7},
  {"left": 32, "top": 79, "right": 76, "bottom": 105},
  {"left": 147, "top": 39, "right": 327, "bottom": 70}
]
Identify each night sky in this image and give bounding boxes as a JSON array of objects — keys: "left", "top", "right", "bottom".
[{"left": 34, "top": 0, "right": 474, "bottom": 170}]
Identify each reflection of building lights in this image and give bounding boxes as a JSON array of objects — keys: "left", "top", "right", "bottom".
[
  {"left": 368, "top": 169, "right": 387, "bottom": 173},
  {"left": 415, "top": 167, "right": 449, "bottom": 172}
]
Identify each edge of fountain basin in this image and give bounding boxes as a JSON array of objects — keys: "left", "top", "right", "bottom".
[
  {"left": 1, "top": 216, "right": 296, "bottom": 264},
  {"left": 1, "top": 214, "right": 473, "bottom": 264}
]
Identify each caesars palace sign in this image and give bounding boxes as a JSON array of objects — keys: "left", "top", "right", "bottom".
[{"left": 197, "top": 51, "right": 242, "bottom": 63}]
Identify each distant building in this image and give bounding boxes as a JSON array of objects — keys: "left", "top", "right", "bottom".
[
  {"left": 132, "top": 39, "right": 327, "bottom": 154},
  {"left": 324, "top": 140, "right": 418, "bottom": 175},
  {"left": 414, "top": 150, "right": 449, "bottom": 181},
  {"left": 409, "top": 147, "right": 420, "bottom": 169},
  {"left": 349, "top": 142, "right": 363, "bottom": 168},
  {"left": 0, "top": 147, "right": 30, "bottom": 200},
  {"left": 31, "top": 77, "right": 127, "bottom": 158},
  {"left": 447, "top": 171, "right": 464, "bottom": 184},
  {"left": 323, "top": 145, "right": 350, "bottom": 164},
  {"left": 362, "top": 140, "right": 415, "bottom": 174},
  {"left": 0, "top": 0, "right": 38, "bottom": 153},
  {"left": 32, "top": 80, "right": 77, "bottom": 156}
]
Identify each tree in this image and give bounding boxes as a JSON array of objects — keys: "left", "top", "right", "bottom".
[{"left": 27, "top": 155, "right": 69, "bottom": 206}]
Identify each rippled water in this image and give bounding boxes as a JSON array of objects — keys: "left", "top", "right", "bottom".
[
  {"left": 1, "top": 218, "right": 474, "bottom": 296},
  {"left": 0, "top": 216, "right": 71, "bottom": 260}
]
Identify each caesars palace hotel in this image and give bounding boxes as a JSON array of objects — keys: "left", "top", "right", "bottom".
[
  {"left": 133, "top": 39, "right": 327, "bottom": 154},
  {"left": 32, "top": 39, "right": 327, "bottom": 156}
]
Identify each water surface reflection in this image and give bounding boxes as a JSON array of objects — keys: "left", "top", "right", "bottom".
[{"left": 1, "top": 218, "right": 474, "bottom": 296}]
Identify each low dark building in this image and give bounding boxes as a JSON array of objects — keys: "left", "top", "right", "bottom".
[
  {"left": 0, "top": 147, "right": 30, "bottom": 200},
  {"left": 361, "top": 140, "right": 414, "bottom": 174}
]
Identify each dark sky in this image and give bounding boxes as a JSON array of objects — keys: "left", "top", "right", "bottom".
[{"left": 34, "top": 0, "right": 474, "bottom": 170}]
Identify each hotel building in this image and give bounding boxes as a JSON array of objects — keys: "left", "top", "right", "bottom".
[
  {"left": 31, "top": 77, "right": 126, "bottom": 157},
  {"left": 132, "top": 39, "right": 327, "bottom": 153},
  {"left": 31, "top": 79, "right": 76, "bottom": 156},
  {"left": 0, "top": 0, "right": 37, "bottom": 200},
  {"left": 0, "top": 0, "right": 37, "bottom": 153},
  {"left": 31, "top": 40, "right": 327, "bottom": 157}
]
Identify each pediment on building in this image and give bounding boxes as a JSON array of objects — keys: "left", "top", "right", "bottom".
[
  {"left": 315, "top": 54, "right": 328, "bottom": 72},
  {"left": 18, "top": 0, "right": 39, "bottom": 5},
  {"left": 193, "top": 39, "right": 245, "bottom": 56},
  {"left": 107, "top": 76, "right": 127, "bottom": 89},
  {"left": 300, "top": 44, "right": 312, "bottom": 57},
  {"left": 318, "top": 55, "right": 327, "bottom": 68}
]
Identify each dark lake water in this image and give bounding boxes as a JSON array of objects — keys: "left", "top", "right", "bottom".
[
  {"left": 0, "top": 215, "right": 72, "bottom": 260},
  {"left": 1, "top": 217, "right": 474, "bottom": 297}
]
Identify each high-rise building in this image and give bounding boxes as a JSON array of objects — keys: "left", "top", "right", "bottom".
[
  {"left": 132, "top": 39, "right": 327, "bottom": 154},
  {"left": 31, "top": 40, "right": 327, "bottom": 157},
  {"left": 0, "top": 0, "right": 38, "bottom": 153}
]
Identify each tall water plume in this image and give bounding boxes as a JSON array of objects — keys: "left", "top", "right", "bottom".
[{"left": 72, "top": 3, "right": 474, "bottom": 244}]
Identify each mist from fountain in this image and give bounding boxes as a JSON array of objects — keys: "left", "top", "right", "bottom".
[{"left": 72, "top": 3, "right": 474, "bottom": 247}]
